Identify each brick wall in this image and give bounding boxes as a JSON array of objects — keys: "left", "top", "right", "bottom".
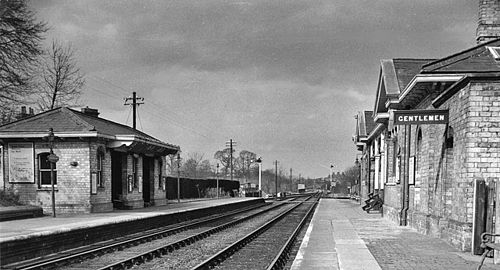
[
  {"left": 477, "top": 0, "right": 500, "bottom": 43},
  {"left": 121, "top": 154, "right": 144, "bottom": 209},
  {"left": 89, "top": 141, "right": 113, "bottom": 212},
  {"left": 3, "top": 140, "right": 92, "bottom": 214},
  {"left": 152, "top": 156, "right": 167, "bottom": 206},
  {"left": 386, "top": 80, "right": 500, "bottom": 251},
  {"left": 380, "top": 80, "right": 498, "bottom": 251},
  {"left": 466, "top": 81, "right": 500, "bottom": 186}
]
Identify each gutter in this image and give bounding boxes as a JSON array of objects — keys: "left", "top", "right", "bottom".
[{"left": 367, "top": 123, "right": 386, "bottom": 142}]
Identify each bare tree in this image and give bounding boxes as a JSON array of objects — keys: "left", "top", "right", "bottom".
[
  {"left": 238, "top": 150, "right": 257, "bottom": 180},
  {"left": 35, "top": 40, "right": 85, "bottom": 111},
  {"left": 181, "top": 152, "right": 205, "bottom": 178},
  {"left": 0, "top": 0, "right": 47, "bottom": 123},
  {"left": 214, "top": 148, "right": 232, "bottom": 176}
]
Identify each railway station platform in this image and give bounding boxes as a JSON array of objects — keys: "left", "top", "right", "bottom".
[
  {"left": 0, "top": 197, "right": 264, "bottom": 265},
  {"left": 0, "top": 197, "right": 262, "bottom": 242},
  {"left": 291, "top": 198, "right": 497, "bottom": 270}
]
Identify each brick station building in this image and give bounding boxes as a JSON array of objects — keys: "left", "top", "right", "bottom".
[
  {"left": 353, "top": 0, "right": 500, "bottom": 255},
  {"left": 0, "top": 107, "right": 179, "bottom": 214}
]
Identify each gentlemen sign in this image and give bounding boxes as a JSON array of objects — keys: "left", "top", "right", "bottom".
[{"left": 394, "top": 109, "right": 449, "bottom": 125}]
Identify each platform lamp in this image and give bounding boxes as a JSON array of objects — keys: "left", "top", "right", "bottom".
[
  {"left": 330, "top": 163, "right": 334, "bottom": 184},
  {"left": 216, "top": 163, "right": 220, "bottom": 199},
  {"left": 176, "top": 153, "right": 181, "bottom": 203},
  {"left": 44, "top": 128, "right": 59, "bottom": 218},
  {"left": 255, "top": 157, "right": 262, "bottom": 197}
]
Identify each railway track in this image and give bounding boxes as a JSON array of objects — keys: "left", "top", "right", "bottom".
[
  {"left": 1, "top": 196, "right": 307, "bottom": 270},
  {"left": 192, "top": 194, "right": 319, "bottom": 270}
]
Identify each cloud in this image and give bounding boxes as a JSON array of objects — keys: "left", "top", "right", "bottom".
[{"left": 30, "top": 0, "right": 479, "bottom": 177}]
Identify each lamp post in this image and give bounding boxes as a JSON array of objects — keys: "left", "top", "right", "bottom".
[
  {"left": 216, "top": 163, "right": 220, "bottom": 199},
  {"left": 274, "top": 160, "right": 278, "bottom": 200},
  {"left": 44, "top": 128, "right": 59, "bottom": 218},
  {"left": 330, "top": 164, "right": 334, "bottom": 189},
  {"left": 256, "top": 157, "right": 262, "bottom": 197},
  {"left": 176, "top": 153, "right": 181, "bottom": 203}
]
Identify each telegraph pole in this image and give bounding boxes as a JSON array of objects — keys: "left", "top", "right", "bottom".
[
  {"left": 289, "top": 168, "right": 292, "bottom": 192},
  {"left": 225, "top": 139, "right": 237, "bottom": 181},
  {"left": 124, "top": 92, "right": 144, "bottom": 130}
]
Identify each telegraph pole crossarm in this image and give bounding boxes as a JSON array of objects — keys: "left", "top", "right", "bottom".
[{"left": 124, "top": 91, "right": 144, "bottom": 130}]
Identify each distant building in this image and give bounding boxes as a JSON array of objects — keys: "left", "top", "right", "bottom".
[
  {"left": 353, "top": 0, "right": 500, "bottom": 255},
  {"left": 0, "top": 107, "right": 179, "bottom": 214}
]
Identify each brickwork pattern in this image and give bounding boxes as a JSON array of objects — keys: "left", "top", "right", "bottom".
[
  {"left": 3, "top": 140, "right": 92, "bottom": 214},
  {"left": 122, "top": 154, "right": 144, "bottom": 208},
  {"left": 382, "top": 81, "right": 500, "bottom": 251},
  {"left": 477, "top": 0, "right": 500, "bottom": 43},
  {"left": 152, "top": 157, "right": 167, "bottom": 206},
  {"left": 89, "top": 141, "right": 113, "bottom": 212}
]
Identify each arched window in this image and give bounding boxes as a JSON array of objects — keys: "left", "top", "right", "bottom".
[
  {"left": 392, "top": 129, "right": 398, "bottom": 177},
  {"left": 446, "top": 126, "right": 454, "bottom": 149},
  {"left": 97, "top": 147, "right": 105, "bottom": 188},
  {"left": 416, "top": 128, "right": 423, "bottom": 169},
  {"left": 38, "top": 152, "right": 56, "bottom": 187}
]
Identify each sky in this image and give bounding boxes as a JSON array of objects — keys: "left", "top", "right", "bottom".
[{"left": 30, "top": 0, "right": 478, "bottom": 178}]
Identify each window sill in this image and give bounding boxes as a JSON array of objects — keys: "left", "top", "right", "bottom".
[{"left": 37, "top": 187, "right": 58, "bottom": 191}]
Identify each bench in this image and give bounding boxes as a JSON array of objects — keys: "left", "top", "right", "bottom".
[
  {"left": 477, "top": 232, "right": 500, "bottom": 270},
  {"left": 362, "top": 193, "right": 383, "bottom": 213},
  {"left": 0, "top": 206, "right": 43, "bottom": 221}
]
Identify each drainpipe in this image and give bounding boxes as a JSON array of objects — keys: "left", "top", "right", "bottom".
[{"left": 400, "top": 124, "right": 411, "bottom": 226}]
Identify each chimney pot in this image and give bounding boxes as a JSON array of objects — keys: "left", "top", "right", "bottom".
[{"left": 81, "top": 107, "right": 100, "bottom": 117}]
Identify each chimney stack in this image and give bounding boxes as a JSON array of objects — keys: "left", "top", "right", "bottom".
[
  {"left": 17, "top": 106, "right": 34, "bottom": 120},
  {"left": 477, "top": 0, "right": 500, "bottom": 44},
  {"left": 81, "top": 107, "right": 100, "bottom": 117}
]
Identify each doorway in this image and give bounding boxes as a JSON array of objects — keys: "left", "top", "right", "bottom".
[
  {"left": 142, "top": 157, "right": 153, "bottom": 206},
  {"left": 111, "top": 151, "right": 125, "bottom": 208}
]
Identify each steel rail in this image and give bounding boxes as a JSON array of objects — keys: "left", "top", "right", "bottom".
[
  {"left": 95, "top": 198, "right": 301, "bottom": 270},
  {"left": 190, "top": 195, "right": 316, "bottom": 270},
  {"left": 2, "top": 203, "right": 269, "bottom": 270},
  {"left": 266, "top": 195, "right": 320, "bottom": 270}
]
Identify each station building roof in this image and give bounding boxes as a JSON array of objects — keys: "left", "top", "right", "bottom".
[
  {"left": 353, "top": 110, "right": 375, "bottom": 151},
  {"left": 398, "top": 38, "right": 500, "bottom": 109},
  {"left": 373, "top": 58, "right": 435, "bottom": 122},
  {"left": 0, "top": 107, "right": 180, "bottom": 156}
]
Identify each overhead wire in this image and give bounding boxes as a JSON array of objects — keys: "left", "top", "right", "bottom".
[
  {"left": 125, "top": 105, "right": 132, "bottom": 125},
  {"left": 86, "top": 75, "right": 213, "bottom": 139},
  {"left": 137, "top": 105, "right": 144, "bottom": 131},
  {"left": 91, "top": 75, "right": 216, "bottom": 133}
]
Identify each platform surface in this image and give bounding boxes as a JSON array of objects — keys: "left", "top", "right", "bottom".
[
  {"left": 0, "top": 197, "right": 259, "bottom": 243},
  {"left": 291, "top": 199, "right": 497, "bottom": 270}
]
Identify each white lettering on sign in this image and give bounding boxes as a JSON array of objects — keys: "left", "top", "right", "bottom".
[
  {"left": 398, "top": 115, "right": 445, "bottom": 122},
  {"left": 394, "top": 110, "right": 448, "bottom": 125}
]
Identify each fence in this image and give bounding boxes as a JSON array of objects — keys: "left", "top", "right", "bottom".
[{"left": 165, "top": 176, "right": 239, "bottom": 200}]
